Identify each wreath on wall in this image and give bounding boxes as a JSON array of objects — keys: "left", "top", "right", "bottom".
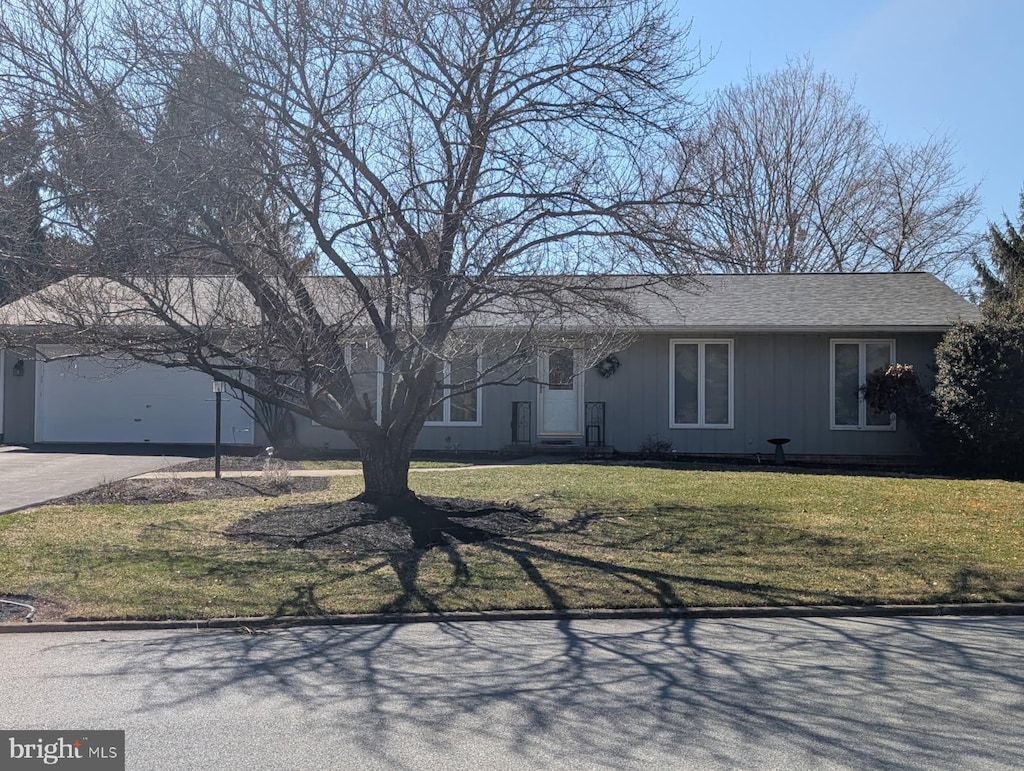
[{"left": 595, "top": 354, "right": 621, "bottom": 378}]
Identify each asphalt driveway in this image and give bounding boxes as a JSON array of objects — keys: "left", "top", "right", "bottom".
[{"left": 0, "top": 445, "right": 196, "bottom": 514}]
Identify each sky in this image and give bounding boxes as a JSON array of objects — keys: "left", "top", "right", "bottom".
[{"left": 676, "top": 0, "right": 1023, "bottom": 237}]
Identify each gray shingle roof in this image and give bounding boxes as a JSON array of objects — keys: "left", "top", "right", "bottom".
[
  {"left": 0, "top": 272, "right": 979, "bottom": 332},
  {"left": 627, "top": 272, "right": 979, "bottom": 330}
]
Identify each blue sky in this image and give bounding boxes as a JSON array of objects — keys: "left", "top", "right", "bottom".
[{"left": 677, "top": 0, "right": 1023, "bottom": 235}]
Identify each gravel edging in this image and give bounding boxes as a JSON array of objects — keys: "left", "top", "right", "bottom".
[{"left": 2, "top": 602, "right": 1024, "bottom": 634}]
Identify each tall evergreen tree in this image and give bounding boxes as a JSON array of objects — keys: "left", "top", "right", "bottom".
[
  {"left": 933, "top": 188, "right": 1024, "bottom": 476},
  {"left": 974, "top": 192, "right": 1024, "bottom": 309},
  {"left": 0, "top": 108, "right": 47, "bottom": 303},
  {"left": 50, "top": 52, "right": 284, "bottom": 277}
]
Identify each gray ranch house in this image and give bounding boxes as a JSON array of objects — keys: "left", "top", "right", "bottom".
[{"left": 0, "top": 272, "right": 978, "bottom": 461}]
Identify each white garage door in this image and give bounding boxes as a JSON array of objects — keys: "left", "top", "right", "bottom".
[{"left": 36, "top": 355, "right": 254, "bottom": 445}]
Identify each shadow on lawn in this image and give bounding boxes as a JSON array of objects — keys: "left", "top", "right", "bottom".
[
  {"left": 46, "top": 469, "right": 1015, "bottom": 622},
  {"left": 228, "top": 499, "right": 890, "bottom": 616},
  {"left": 53, "top": 492, "right": 1007, "bottom": 623}
]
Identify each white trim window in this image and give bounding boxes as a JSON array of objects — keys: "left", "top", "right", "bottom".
[
  {"left": 669, "top": 339, "right": 733, "bottom": 429},
  {"left": 345, "top": 343, "right": 383, "bottom": 425},
  {"left": 312, "top": 344, "right": 382, "bottom": 426},
  {"left": 830, "top": 339, "right": 895, "bottom": 430},
  {"left": 426, "top": 352, "right": 482, "bottom": 426}
]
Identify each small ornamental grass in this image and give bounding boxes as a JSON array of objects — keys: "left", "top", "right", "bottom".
[{"left": 0, "top": 463, "right": 1022, "bottom": 621}]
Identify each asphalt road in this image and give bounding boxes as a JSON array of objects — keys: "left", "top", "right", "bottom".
[
  {"left": 2, "top": 616, "right": 1023, "bottom": 769},
  {"left": 0, "top": 446, "right": 194, "bottom": 513}
]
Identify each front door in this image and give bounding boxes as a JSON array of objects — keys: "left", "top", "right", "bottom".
[{"left": 539, "top": 348, "right": 582, "bottom": 436}]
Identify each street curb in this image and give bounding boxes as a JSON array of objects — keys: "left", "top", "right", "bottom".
[{"left": 2, "top": 602, "right": 1024, "bottom": 635}]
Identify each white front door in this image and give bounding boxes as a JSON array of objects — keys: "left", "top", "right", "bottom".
[{"left": 538, "top": 348, "right": 582, "bottom": 436}]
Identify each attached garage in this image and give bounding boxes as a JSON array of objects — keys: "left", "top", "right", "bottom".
[{"left": 33, "top": 352, "right": 254, "bottom": 445}]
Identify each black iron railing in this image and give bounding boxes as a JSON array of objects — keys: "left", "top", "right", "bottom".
[
  {"left": 585, "top": 401, "right": 605, "bottom": 447},
  {"left": 511, "top": 401, "right": 532, "bottom": 445}
]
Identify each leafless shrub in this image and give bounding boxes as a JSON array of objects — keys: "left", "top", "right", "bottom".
[{"left": 261, "top": 458, "right": 294, "bottom": 492}]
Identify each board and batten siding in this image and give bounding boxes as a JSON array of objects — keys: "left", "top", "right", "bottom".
[
  {"left": 268, "top": 331, "right": 943, "bottom": 456},
  {"left": 587, "top": 332, "right": 941, "bottom": 457},
  {"left": 1, "top": 355, "right": 36, "bottom": 445},
  {"left": 284, "top": 357, "right": 536, "bottom": 452},
  {"left": 5, "top": 332, "right": 943, "bottom": 454}
]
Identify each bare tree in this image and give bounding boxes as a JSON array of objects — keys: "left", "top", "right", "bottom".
[
  {"left": 860, "top": 137, "right": 982, "bottom": 280},
  {"left": 0, "top": 0, "right": 701, "bottom": 512},
  {"left": 677, "top": 59, "right": 980, "bottom": 277}
]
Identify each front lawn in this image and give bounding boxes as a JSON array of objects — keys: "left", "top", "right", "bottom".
[{"left": 1, "top": 463, "right": 1022, "bottom": 621}]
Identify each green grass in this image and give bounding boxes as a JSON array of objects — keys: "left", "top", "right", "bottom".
[
  {"left": 2, "top": 463, "right": 1023, "bottom": 621},
  {"left": 296, "top": 459, "right": 473, "bottom": 470}
]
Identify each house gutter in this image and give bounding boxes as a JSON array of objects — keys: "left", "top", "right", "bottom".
[{"left": 627, "top": 325, "right": 960, "bottom": 335}]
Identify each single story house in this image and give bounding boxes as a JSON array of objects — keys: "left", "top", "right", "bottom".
[{"left": 0, "top": 272, "right": 979, "bottom": 460}]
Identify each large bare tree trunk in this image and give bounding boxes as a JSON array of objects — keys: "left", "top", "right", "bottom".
[{"left": 356, "top": 432, "right": 419, "bottom": 511}]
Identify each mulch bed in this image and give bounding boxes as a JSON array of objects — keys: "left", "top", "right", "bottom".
[
  {"left": 49, "top": 465, "right": 540, "bottom": 552},
  {"left": 54, "top": 476, "right": 330, "bottom": 505},
  {"left": 51, "top": 476, "right": 538, "bottom": 553},
  {"left": 163, "top": 456, "right": 301, "bottom": 473},
  {"left": 226, "top": 495, "right": 542, "bottom": 554}
]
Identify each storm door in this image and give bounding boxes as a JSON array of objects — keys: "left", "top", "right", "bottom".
[{"left": 538, "top": 348, "right": 582, "bottom": 435}]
